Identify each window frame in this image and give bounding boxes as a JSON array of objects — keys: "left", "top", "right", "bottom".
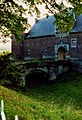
[
  {"left": 44, "top": 49, "right": 47, "bottom": 56},
  {"left": 28, "top": 50, "right": 31, "bottom": 55},
  {"left": 71, "top": 38, "right": 77, "bottom": 48}
]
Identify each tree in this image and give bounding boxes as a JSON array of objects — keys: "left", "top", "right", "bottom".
[
  {"left": 0, "top": 0, "right": 41, "bottom": 40},
  {"left": 0, "top": 0, "right": 27, "bottom": 40},
  {"left": 0, "top": 0, "right": 82, "bottom": 40}
]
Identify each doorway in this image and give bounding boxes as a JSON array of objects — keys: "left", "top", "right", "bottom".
[{"left": 57, "top": 46, "right": 67, "bottom": 60}]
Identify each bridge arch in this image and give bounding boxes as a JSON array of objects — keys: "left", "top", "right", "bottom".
[{"left": 25, "top": 69, "right": 48, "bottom": 86}]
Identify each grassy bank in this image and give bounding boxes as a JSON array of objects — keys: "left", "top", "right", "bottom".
[{"left": 0, "top": 73, "right": 82, "bottom": 120}]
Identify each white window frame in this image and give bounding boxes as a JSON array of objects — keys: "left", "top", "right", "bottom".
[
  {"left": 28, "top": 50, "right": 30, "bottom": 54},
  {"left": 71, "top": 38, "right": 77, "bottom": 48},
  {"left": 44, "top": 50, "right": 47, "bottom": 56}
]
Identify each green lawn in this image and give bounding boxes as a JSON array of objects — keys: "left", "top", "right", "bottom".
[{"left": 0, "top": 73, "right": 82, "bottom": 120}]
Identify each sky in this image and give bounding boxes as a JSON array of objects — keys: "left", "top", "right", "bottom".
[
  {"left": 0, "top": 41, "right": 11, "bottom": 53},
  {"left": 0, "top": 35, "right": 11, "bottom": 53}
]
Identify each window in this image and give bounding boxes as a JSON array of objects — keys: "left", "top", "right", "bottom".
[
  {"left": 44, "top": 50, "right": 47, "bottom": 56},
  {"left": 43, "top": 42, "right": 45, "bottom": 45},
  {"left": 71, "top": 38, "right": 77, "bottom": 48},
  {"left": 28, "top": 50, "right": 30, "bottom": 54},
  {"left": 37, "top": 42, "right": 39, "bottom": 46},
  {"left": 27, "top": 43, "right": 29, "bottom": 46},
  {"left": 32, "top": 43, "right": 34, "bottom": 46},
  {"left": 20, "top": 43, "right": 23, "bottom": 46}
]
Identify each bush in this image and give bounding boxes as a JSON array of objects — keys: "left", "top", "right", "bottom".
[{"left": 0, "top": 53, "right": 25, "bottom": 87}]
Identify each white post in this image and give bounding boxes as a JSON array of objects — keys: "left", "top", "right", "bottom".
[
  {"left": 15, "top": 115, "right": 18, "bottom": 120},
  {"left": 1, "top": 100, "right": 6, "bottom": 120}
]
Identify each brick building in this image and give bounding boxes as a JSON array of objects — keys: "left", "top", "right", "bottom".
[{"left": 12, "top": 14, "right": 82, "bottom": 61}]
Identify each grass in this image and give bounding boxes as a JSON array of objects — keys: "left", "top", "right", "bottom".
[{"left": 0, "top": 72, "right": 82, "bottom": 120}]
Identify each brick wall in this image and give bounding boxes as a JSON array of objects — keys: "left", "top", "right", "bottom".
[{"left": 12, "top": 32, "right": 82, "bottom": 60}]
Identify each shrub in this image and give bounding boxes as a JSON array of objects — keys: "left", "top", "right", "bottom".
[{"left": 0, "top": 53, "right": 25, "bottom": 87}]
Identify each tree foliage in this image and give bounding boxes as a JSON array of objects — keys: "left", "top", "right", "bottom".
[
  {"left": 42, "top": 0, "right": 82, "bottom": 32},
  {"left": 0, "top": 53, "right": 25, "bottom": 87},
  {"left": 0, "top": 0, "right": 27, "bottom": 40},
  {"left": 0, "top": 0, "right": 82, "bottom": 40}
]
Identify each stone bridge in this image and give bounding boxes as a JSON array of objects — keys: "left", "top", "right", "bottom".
[{"left": 17, "top": 60, "right": 72, "bottom": 86}]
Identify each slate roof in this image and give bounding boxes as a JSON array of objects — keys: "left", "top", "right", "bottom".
[
  {"left": 72, "top": 14, "right": 82, "bottom": 32},
  {"left": 25, "top": 14, "right": 82, "bottom": 38}
]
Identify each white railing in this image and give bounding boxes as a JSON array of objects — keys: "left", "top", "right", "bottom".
[{"left": 1, "top": 100, "right": 18, "bottom": 120}]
